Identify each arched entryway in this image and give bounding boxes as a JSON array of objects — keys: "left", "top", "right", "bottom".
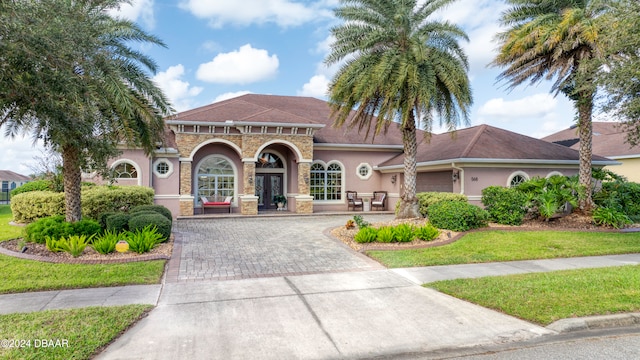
[{"left": 255, "top": 151, "right": 286, "bottom": 210}]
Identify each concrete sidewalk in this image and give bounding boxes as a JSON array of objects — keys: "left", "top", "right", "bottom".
[{"left": 2, "top": 254, "right": 639, "bottom": 359}]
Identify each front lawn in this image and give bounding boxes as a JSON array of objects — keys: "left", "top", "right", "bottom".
[
  {"left": 0, "top": 205, "right": 23, "bottom": 241},
  {"left": 428, "top": 265, "right": 640, "bottom": 325},
  {"left": 0, "top": 205, "right": 166, "bottom": 294},
  {"left": 0, "top": 305, "right": 152, "bottom": 360},
  {"left": 0, "top": 255, "right": 165, "bottom": 294},
  {"left": 367, "top": 230, "right": 640, "bottom": 267}
]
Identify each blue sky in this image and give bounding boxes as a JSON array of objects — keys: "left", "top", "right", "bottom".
[{"left": 1, "top": 0, "right": 582, "bottom": 174}]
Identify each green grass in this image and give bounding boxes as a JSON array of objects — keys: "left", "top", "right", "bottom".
[
  {"left": 0, "top": 256, "right": 166, "bottom": 294},
  {"left": 427, "top": 265, "right": 640, "bottom": 325},
  {"left": 0, "top": 205, "right": 24, "bottom": 242},
  {"left": 0, "top": 205, "right": 166, "bottom": 294},
  {"left": 367, "top": 230, "right": 640, "bottom": 267},
  {"left": 0, "top": 305, "right": 152, "bottom": 359}
]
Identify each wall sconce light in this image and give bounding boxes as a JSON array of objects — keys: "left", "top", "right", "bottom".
[
  {"left": 303, "top": 175, "right": 309, "bottom": 185},
  {"left": 248, "top": 174, "right": 253, "bottom": 186},
  {"left": 390, "top": 174, "right": 397, "bottom": 185},
  {"left": 452, "top": 170, "right": 459, "bottom": 182}
]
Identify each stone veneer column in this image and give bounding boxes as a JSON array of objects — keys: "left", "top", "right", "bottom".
[
  {"left": 179, "top": 160, "right": 194, "bottom": 216},
  {"left": 240, "top": 161, "right": 258, "bottom": 215},
  {"left": 295, "top": 161, "right": 314, "bottom": 214}
]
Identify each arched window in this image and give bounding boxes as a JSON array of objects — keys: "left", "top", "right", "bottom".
[
  {"left": 197, "top": 155, "right": 235, "bottom": 201},
  {"left": 310, "top": 162, "right": 342, "bottom": 201},
  {"left": 256, "top": 152, "right": 284, "bottom": 168},
  {"left": 112, "top": 162, "right": 138, "bottom": 179},
  {"left": 508, "top": 171, "right": 529, "bottom": 188}
]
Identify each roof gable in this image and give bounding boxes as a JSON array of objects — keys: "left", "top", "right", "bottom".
[
  {"left": 542, "top": 122, "right": 640, "bottom": 157},
  {"left": 0, "top": 170, "right": 30, "bottom": 182}
]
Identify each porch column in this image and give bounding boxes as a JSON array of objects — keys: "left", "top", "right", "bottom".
[
  {"left": 240, "top": 161, "right": 258, "bottom": 215},
  {"left": 179, "top": 160, "right": 194, "bottom": 216},
  {"left": 295, "top": 161, "right": 313, "bottom": 214}
]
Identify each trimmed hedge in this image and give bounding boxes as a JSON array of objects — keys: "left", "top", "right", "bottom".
[
  {"left": 427, "top": 201, "right": 489, "bottom": 232},
  {"left": 10, "top": 180, "right": 54, "bottom": 196},
  {"left": 11, "top": 191, "right": 65, "bottom": 223},
  {"left": 106, "top": 213, "right": 131, "bottom": 233},
  {"left": 128, "top": 212, "right": 172, "bottom": 241},
  {"left": 481, "top": 186, "right": 529, "bottom": 225},
  {"left": 417, "top": 192, "right": 468, "bottom": 217},
  {"left": 130, "top": 205, "right": 172, "bottom": 222},
  {"left": 10, "top": 185, "right": 155, "bottom": 223},
  {"left": 25, "top": 216, "right": 102, "bottom": 244}
]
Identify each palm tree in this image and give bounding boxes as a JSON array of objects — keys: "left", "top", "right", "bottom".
[
  {"left": 325, "top": 0, "right": 472, "bottom": 219},
  {"left": 0, "top": 0, "right": 172, "bottom": 222},
  {"left": 491, "top": 0, "right": 610, "bottom": 213}
]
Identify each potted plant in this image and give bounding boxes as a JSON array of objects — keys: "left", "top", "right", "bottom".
[{"left": 273, "top": 195, "right": 287, "bottom": 211}]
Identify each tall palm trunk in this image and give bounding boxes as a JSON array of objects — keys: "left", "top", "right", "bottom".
[
  {"left": 397, "top": 111, "right": 420, "bottom": 219},
  {"left": 577, "top": 92, "right": 595, "bottom": 213},
  {"left": 62, "top": 144, "right": 82, "bottom": 222}
]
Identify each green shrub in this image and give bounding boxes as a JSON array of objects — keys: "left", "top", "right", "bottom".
[
  {"left": 125, "top": 225, "right": 164, "bottom": 253},
  {"left": 106, "top": 213, "right": 131, "bottom": 233},
  {"left": 25, "top": 216, "right": 73, "bottom": 244},
  {"left": 414, "top": 223, "right": 440, "bottom": 241},
  {"left": 10, "top": 180, "right": 54, "bottom": 196},
  {"left": 595, "top": 181, "right": 640, "bottom": 222},
  {"left": 427, "top": 201, "right": 489, "bottom": 232},
  {"left": 416, "top": 192, "right": 468, "bottom": 217},
  {"left": 353, "top": 215, "right": 369, "bottom": 228},
  {"left": 98, "top": 211, "right": 117, "bottom": 229},
  {"left": 394, "top": 223, "right": 414, "bottom": 242},
  {"left": 593, "top": 207, "right": 632, "bottom": 229},
  {"left": 481, "top": 186, "right": 529, "bottom": 225},
  {"left": 45, "top": 236, "right": 64, "bottom": 252},
  {"left": 71, "top": 219, "right": 102, "bottom": 238},
  {"left": 91, "top": 230, "right": 120, "bottom": 254},
  {"left": 10, "top": 191, "right": 65, "bottom": 223},
  {"left": 56, "top": 234, "right": 93, "bottom": 257},
  {"left": 354, "top": 227, "right": 378, "bottom": 243},
  {"left": 131, "top": 205, "right": 172, "bottom": 222},
  {"left": 128, "top": 212, "right": 172, "bottom": 241},
  {"left": 81, "top": 186, "right": 155, "bottom": 220},
  {"left": 376, "top": 226, "right": 395, "bottom": 243}
]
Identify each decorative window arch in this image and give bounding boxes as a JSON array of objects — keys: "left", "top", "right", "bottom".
[
  {"left": 256, "top": 152, "right": 284, "bottom": 169},
  {"left": 110, "top": 160, "right": 141, "bottom": 185},
  {"left": 310, "top": 161, "right": 343, "bottom": 201},
  {"left": 546, "top": 171, "right": 564, "bottom": 178},
  {"left": 195, "top": 155, "right": 236, "bottom": 203},
  {"left": 507, "top": 171, "right": 529, "bottom": 188}
]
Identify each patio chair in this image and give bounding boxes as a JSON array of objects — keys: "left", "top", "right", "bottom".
[
  {"left": 371, "top": 191, "right": 387, "bottom": 211},
  {"left": 346, "top": 191, "right": 363, "bottom": 211}
]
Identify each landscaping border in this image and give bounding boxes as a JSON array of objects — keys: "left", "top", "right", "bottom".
[{"left": 0, "top": 245, "right": 170, "bottom": 264}]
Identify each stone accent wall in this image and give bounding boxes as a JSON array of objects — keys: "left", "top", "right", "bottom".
[
  {"left": 297, "top": 162, "right": 311, "bottom": 195},
  {"left": 175, "top": 133, "right": 242, "bottom": 159},
  {"left": 243, "top": 162, "right": 256, "bottom": 195},
  {"left": 179, "top": 198, "right": 194, "bottom": 216},
  {"left": 295, "top": 196, "right": 314, "bottom": 214},
  {"left": 179, "top": 161, "right": 192, "bottom": 195},
  {"left": 241, "top": 134, "right": 313, "bottom": 160},
  {"left": 240, "top": 196, "right": 258, "bottom": 215}
]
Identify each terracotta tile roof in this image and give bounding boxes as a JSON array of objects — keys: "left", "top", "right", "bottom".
[
  {"left": 378, "top": 124, "right": 613, "bottom": 168},
  {"left": 542, "top": 122, "right": 640, "bottom": 157},
  {"left": 0, "top": 170, "right": 30, "bottom": 182},
  {"left": 169, "top": 94, "right": 404, "bottom": 145}
]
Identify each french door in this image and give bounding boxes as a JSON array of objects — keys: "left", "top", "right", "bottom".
[{"left": 255, "top": 173, "right": 283, "bottom": 210}]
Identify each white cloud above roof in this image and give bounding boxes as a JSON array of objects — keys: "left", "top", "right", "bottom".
[
  {"left": 196, "top": 44, "right": 279, "bottom": 84},
  {"left": 298, "top": 75, "right": 329, "bottom": 98},
  {"left": 153, "top": 65, "right": 203, "bottom": 112},
  {"left": 179, "top": 0, "right": 331, "bottom": 28},
  {"left": 478, "top": 94, "right": 558, "bottom": 120},
  {"left": 213, "top": 91, "right": 253, "bottom": 103}
]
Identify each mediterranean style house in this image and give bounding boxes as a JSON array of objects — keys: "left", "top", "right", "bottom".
[
  {"left": 94, "top": 94, "right": 617, "bottom": 217},
  {"left": 543, "top": 122, "right": 640, "bottom": 182}
]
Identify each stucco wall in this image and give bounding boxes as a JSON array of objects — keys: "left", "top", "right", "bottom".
[{"left": 605, "top": 158, "right": 640, "bottom": 183}]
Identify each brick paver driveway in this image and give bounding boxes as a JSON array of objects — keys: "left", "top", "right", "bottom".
[{"left": 166, "top": 214, "right": 394, "bottom": 282}]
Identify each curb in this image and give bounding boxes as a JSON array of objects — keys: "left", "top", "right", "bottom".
[{"left": 547, "top": 313, "right": 640, "bottom": 333}]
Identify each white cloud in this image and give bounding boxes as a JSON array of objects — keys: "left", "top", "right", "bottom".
[
  {"left": 153, "top": 65, "right": 203, "bottom": 112},
  {"left": 297, "top": 75, "right": 329, "bottom": 98},
  {"left": 478, "top": 94, "right": 558, "bottom": 120},
  {"left": 213, "top": 91, "right": 253, "bottom": 103},
  {"left": 196, "top": 44, "right": 279, "bottom": 84},
  {"left": 0, "top": 136, "right": 44, "bottom": 175},
  {"left": 179, "top": 0, "right": 331, "bottom": 28},
  {"left": 109, "top": 0, "right": 155, "bottom": 28}
]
